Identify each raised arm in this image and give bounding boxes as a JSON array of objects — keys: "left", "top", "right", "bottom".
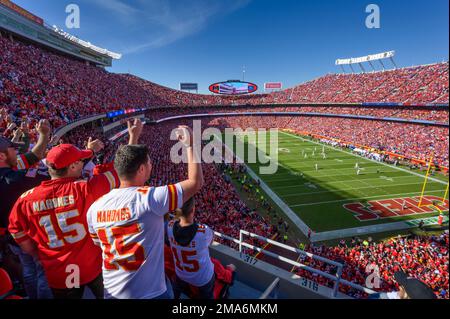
[
  {"left": 176, "top": 126, "right": 204, "bottom": 203},
  {"left": 31, "top": 119, "right": 51, "bottom": 160},
  {"left": 128, "top": 118, "right": 144, "bottom": 145}
]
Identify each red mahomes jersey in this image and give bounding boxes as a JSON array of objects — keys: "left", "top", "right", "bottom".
[{"left": 8, "top": 168, "right": 119, "bottom": 289}]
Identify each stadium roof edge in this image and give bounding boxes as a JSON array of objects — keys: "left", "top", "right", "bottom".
[
  {"left": 0, "top": 2, "right": 118, "bottom": 66},
  {"left": 280, "top": 61, "right": 449, "bottom": 92}
]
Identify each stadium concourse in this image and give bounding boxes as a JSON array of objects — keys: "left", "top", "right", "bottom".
[{"left": 0, "top": 31, "right": 449, "bottom": 299}]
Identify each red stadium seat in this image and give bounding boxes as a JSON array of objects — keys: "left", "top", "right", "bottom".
[
  {"left": 0, "top": 268, "right": 22, "bottom": 300},
  {"left": 164, "top": 245, "right": 235, "bottom": 300}
]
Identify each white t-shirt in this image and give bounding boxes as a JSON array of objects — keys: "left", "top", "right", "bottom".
[
  {"left": 87, "top": 184, "right": 183, "bottom": 299},
  {"left": 166, "top": 221, "right": 214, "bottom": 287}
]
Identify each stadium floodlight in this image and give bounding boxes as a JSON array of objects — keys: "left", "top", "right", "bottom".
[
  {"left": 335, "top": 51, "right": 397, "bottom": 73},
  {"left": 52, "top": 26, "right": 122, "bottom": 59}
]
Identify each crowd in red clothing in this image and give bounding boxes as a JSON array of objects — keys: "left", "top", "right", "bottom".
[
  {"left": 140, "top": 123, "right": 277, "bottom": 247},
  {"left": 1, "top": 31, "right": 449, "bottom": 299},
  {"left": 1, "top": 33, "right": 448, "bottom": 136},
  {"left": 269, "top": 63, "right": 449, "bottom": 104},
  {"left": 147, "top": 105, "right": 449, "bottom": 124},
  {"left": 296, "top": 232, "right": 449, "bottom": 299},
  {"left": 201, "top": 115, "right": 449, "bottom": 168},
  {"left": 82, "top": 120, "right": 447, "bottom": 299},
  {"left": 0, "top": 34, "right": 164, "bottom": 129},
  {"left": 57, "top": 120, "right": 279, "bottom": 249}
]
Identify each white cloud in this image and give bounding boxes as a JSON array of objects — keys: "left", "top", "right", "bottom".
[
  {"left": 90, "top": 0, "right": 251, "bottom": 54},
  {"left": 91, "top": 0, "right": 138, "bottom": 21}
]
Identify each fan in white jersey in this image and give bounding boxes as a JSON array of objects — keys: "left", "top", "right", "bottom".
[
  {"left": 87, "top": 125, "right": 204, "bottom": 299},
  {"left": 167, "top": 197, "right": 216, "bottom": 299}
]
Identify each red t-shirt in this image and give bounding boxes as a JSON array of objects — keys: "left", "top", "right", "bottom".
[{"left": 8, "top": 168, "right": 119, "bottom": 289}]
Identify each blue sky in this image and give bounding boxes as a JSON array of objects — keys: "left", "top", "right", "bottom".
[{"left": 13, "top": 0, "right": 450, "bottom": 93}]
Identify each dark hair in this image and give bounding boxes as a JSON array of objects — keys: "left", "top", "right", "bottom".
[
  {"left": 114, "top": 145, "right": 150, "bottom": 180},
  {"left": 175, "top": 197, "right": 195, "bottom": 219},
  {"left": 47, "top": 165, "right": 69, "bottom": 178}
]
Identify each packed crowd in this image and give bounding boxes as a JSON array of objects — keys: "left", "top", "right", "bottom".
[
  {"left": 0, "top": 33, "right": 167, "bottom": 129},
  {"left": 141, "top": 123, "right": 278, "bottom": 245},
  {"left": 296, "top": 232, "right": 449, "bottom": 299},
  {"left": 131, "top": 120, "right": 448, "bottom": 299},
  {"left": 1, "top": 110, "right": 447, "bottom": 299},
  {"left": 1, "top": 32, "right": 449, "bottom": 300},
  {"left": 203, "top": 115, "right": 449, "bottom": 168},
  {"left": 147, "top": 105, "right": 449, "bottom": 125},
  {"left": 1, "top": 33, "right": 448, "bottom": 136},
  {"left": 269, "top": 63, "right": 449, "bottom": 104}
]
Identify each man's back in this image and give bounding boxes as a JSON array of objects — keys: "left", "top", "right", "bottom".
[
  {"left": 0, "top": 152, "right": 50, "bottom": 229},
  {"left": 87, "top": 185, "right": 182, "bottom": 299},
  {"left": 8, "top": 170, "right": 119, "bottom": 289},
  {"left": 0, "top": 167, "right": 48, "bottom": 229}
]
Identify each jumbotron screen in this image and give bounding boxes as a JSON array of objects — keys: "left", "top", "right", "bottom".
[{"left": 209, "top": 80, "right": 258, "bottom": 95}]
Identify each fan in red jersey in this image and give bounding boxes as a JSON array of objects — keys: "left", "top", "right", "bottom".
[{"left": 8, "top": 119, "right": 143, "bottom": 299}]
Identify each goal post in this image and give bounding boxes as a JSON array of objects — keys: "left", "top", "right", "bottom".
[{"left": 418, "top": 157, "right": 449, "bottom": 215}]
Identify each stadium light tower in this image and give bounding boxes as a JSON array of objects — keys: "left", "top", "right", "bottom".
[
  {"left": 390, "top": 56, "right": 398, "bottom": 69},
  {"left": 336, "top": 51, "right": 397, "bottom": 73},
  {"left": 349, "top": 64, "right": 356, "bottom": 74},
  {"left": 358, "top": 63, "right": 366, "bottom": 73}
]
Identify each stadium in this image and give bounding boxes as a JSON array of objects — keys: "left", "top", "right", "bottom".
[{"left": 0, "top": 0, "right": 448, "bottom": 303}]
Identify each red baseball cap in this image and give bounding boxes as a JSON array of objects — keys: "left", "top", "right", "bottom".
[{"left": 46, "top": 144, "right": 93, "bottom": 169}]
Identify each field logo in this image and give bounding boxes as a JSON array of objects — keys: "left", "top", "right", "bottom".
[
  {"left": 170, "top": 120, "right": 279, "bottom": 175},
  {"left": 65, "top": 264, "right": 80, "bottom": 289},
  {"left": 344, "top": 195, "right": 449, "bottom": 221},
  {"left": 366, "top": 4, "right": 381, "bottom": 29},
  {"left": 66, "top": 4, "right": 80, "bottom": 29},
  {"left": 365, "top": 264, "right": 381, "bottom": 289}
]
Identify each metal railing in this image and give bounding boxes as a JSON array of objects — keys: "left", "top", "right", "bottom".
[
  {"left": 213, "top": 230, "right": 376, "bottom": 298},
  {"left": 260, "top": 278, "right": 280, "bottom": 299}
]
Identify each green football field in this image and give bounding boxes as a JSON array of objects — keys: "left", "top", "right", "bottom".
[{"left": 224, "top": 130, "right": 449, "bottom": 233}]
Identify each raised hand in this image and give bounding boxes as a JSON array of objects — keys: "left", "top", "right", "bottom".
[
  {"left": 35, "top": 119, "right": 51, "bottom": 137},
  {"left": 11, "top": 128, "right": 24, "bottom": 143},
  {"left": 127, "top": 118, "right": 143, "bottom": 145},
  {"left": 87, "top": 137, "right": 105, "bottom": 153},
  {"left": 128, "top": 118, "right": 143, "bottom": 137},
  {"left": 6, "top": 122, "right": 17, "bottom": 131},
  {"left": 175, "top": 125, "right": 193, "bottom": 147}
]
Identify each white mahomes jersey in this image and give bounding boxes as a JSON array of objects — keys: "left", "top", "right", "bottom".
[
  {"left": 166, "top": 221, "right": 214, "bottom": 287},
  {"left": 87, "top": 184, "right": 183, "bottom": 299}
]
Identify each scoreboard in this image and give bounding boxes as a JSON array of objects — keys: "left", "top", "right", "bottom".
[{"left": 209, "top": 80, "right": 258, "bottom": 95}]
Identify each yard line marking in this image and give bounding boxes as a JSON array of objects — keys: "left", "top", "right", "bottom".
[
  {"left": 279, "top": 182, "right": 438, "bottom": 198},
  {"left": 258, "top": 167, "right": 402, "bottom": 179},
  {"left": 268, "top": 175, "right": 420, "bottom": 187},
  {"left": 290, "top": 190, "right": 445, "bottom": 207},
  {"left": 280, "top": 131, "right": 448, "bottom": 186},
  {"left": 280, "top": 159, "right": 382, "bottom": 166},
  {"left": 221, "top": 133, "right": 312, "bottom": 237}
]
